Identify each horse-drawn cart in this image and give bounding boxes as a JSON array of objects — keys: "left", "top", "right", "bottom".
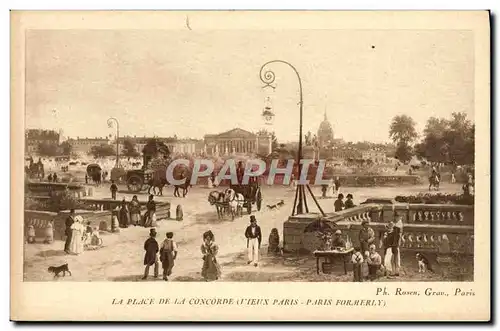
[
  {"left": 229, "top": 181, "right": 262, "bottom": 214},
  {"left": 209, "top": 180, "right": 263, "bottom": 220}
]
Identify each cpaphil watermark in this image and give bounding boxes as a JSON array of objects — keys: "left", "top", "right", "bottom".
[{"left": 163, "top": 159, "right": 333, "bottom": 185}]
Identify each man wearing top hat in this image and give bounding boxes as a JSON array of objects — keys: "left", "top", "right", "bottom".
[
  {"left": 359, "top": 220, "right": 375, "bottom": 255},
  {"left": 142, "top": 228, "right": 159, "bottom": 280},
  {"left": 245, "top": 215, "right": 262, "bottom": 267}
]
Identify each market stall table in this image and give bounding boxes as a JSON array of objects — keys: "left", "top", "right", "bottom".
[{"left": 313, "top": 248, "right": 354, "bottom": 275}]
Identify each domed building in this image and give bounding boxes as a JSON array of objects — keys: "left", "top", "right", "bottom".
[{"left": 317, "top": 111, "right": 335, "bottom": 148}]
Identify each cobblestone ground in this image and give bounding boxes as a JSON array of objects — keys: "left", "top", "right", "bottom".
[{"left": 23, "top": 182, "right": 469, "bottom": 282}]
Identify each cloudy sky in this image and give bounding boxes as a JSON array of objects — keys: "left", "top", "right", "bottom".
[{"left": 25, "top": 29, "right": 474, "bottom": 143}]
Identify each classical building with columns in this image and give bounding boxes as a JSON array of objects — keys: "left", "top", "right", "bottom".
[{"left": 203, "top": 128, "right": 272, "bottom": 156}]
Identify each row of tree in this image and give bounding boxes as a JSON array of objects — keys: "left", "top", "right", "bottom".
[
  {"left": 389, "top": 112, "right": 474, "bottom": 165},
  {"left": 36, "top": 139, "right": 142, "bottom": 158}
]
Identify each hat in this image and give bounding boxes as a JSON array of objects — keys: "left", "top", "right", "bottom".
[
  {"left": 149, "top": 228, "right": 157, "bottom": 236},
  {"left": 250, "top": 215, "right": 256, "bottom": 222},
  {"left": 335, "top": 229, "right": 342, "bottom": 235}
]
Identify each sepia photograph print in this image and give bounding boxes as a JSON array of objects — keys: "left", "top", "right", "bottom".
[{"left": 11, "top": 11, "right": 490, "bottom": 321}]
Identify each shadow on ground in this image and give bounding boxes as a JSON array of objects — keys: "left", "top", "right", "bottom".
[
  {"left": 218, "top": 248, "right": 474, "bottom": 282},
  {"left": 36, "top": 249, "right": 68, "bottom": 258}
]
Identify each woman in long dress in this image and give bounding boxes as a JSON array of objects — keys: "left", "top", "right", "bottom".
[
  {"left": 382, "top": 218, "right": 403, "bottom": 276},
  {"left": 119, "top": 198, "right": 130, "bottom": 228},
  {"left": 129, "top": 195, "right": 141, "bottom": 226},
  {"left": 201, "top": 230, "right": 221, "bottom": 281},
  {"left": 69, "top": 215, "right": 85, "bottom": 255}
]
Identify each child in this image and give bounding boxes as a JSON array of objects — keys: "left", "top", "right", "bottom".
[
  {"left": 351, "top": 246, "right": 364, "bottom": 282},
  {"left": 268, "top": 228, "right": 281, "bottom": 256},
  {"left": 110, "top": 180, "right": 118, "bottom": 200},
  {"left": 27, "top": 225, "right": 36, "bottom": 244},
  {"left": 366, "top": 244, "right": 383, "bottom": 280},
  {"left": 160, "top": 232, "right": 178, "bottom": 281},
  {"left": 142, "top": 228, "right": 159, "bottom": 280},
  {"left": 90, "top": 226, "right": 103, "bottom": 247},
  {"left": 43, "top": 221, "right": 54, "bottom": 244}
]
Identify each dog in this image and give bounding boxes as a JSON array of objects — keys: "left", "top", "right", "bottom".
[
  {"left": 48, "top": 263, "right": 72, "bottom": 278},
  {"left": 266, "top": 204, "right": 277, "bottom": 210},
  {"left": 416, "top": 253, "right": 433, "bottom": 273},
  {"left": 277, "top": 200, "right": 285, "bottom": 207}
]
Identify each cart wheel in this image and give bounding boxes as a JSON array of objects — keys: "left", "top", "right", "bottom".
[
  {"left": 127, "top": 175, "right": 144, "bottom": 192},
  {"left": 246, "top": 202, "right": 252, "bottom": 214},
  {"left": 256, "top": 189, "right": 262, "bottom": 211}
]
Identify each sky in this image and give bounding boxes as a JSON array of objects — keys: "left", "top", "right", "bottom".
[{"left": 25, "top": 29, "right": 474, "bottom": 143}]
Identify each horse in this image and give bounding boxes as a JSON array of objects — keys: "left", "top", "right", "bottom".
[
  {"left": 208, "top": 190, "right": 227, "bottom": 219},
  {"left": 147, "top": 177, "right": 168, "bottom": 196},
  {"left": 223, "top": 188, "right": 245, "bottom": 220},
  {"left": 428, "top": 174, "right": 440, "bottom": 191},
  {"left": 173, "top": 173, "right": 192, "bottom": 198}
]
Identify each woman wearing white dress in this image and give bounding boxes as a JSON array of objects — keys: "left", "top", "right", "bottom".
[{"left": 69, "top": 215, "right": 85, "bottom": 255}]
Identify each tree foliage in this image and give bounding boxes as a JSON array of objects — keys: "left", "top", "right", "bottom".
[
  {"left": 60, "top": 141, "right": 72, "bottom": 156},
  {"left": 122, "top": 139, "right": 140, "bottom": 157},
  {"left": 394, "top": 143, "right": 413, "bottom": 163},
  {"left": 389, "top": 115, "right": 418, "bottom": 145},
  {"left": 89, "top": 144, "right": 116, "bottom": 158},
  {"left": 37, "top": 142, "right": 59, "bottom": 157},
  {"left": 415, "top": 112, "right": 474, "bottom": 165}
]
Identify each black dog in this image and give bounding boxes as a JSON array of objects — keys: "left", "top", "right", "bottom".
[
  {"left": 48, "top": 263, "right": 72, "bottom": 278},
  {"left": 267, "top": 204, "right": 277, "bottom": 210},
  {"left": 277, "top": 200, "right": 285, "bottom": 207},
  {"left": 416, "top": 253, "right": 433, "bottom": 273}
]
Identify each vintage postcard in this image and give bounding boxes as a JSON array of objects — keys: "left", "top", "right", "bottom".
[{"left": 11, "top": 11, "right": 490, "bottom": 321}]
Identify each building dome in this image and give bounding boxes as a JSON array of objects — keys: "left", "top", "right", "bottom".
[{"left": 317, "top": 111, "right": 335, "bottom": 148}]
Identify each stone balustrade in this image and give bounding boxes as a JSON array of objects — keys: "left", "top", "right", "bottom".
[
  {"left": 24, "top": 209, "right": 112, "bottom": 241},
  {"left": 283, "top": 202, "right": 474, "bottom": 255},
  {"left": 25, "top": 198, "right": 173, "bottom": 241},
  {"left": 378, "top": 203, "right": 474, "bottom": 226}
]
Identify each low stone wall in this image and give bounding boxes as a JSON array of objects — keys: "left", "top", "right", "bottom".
[
  {"left": 25, "top": 182, "right": 88, "bottom": 198},
  {"left": 24, "top": 209, "right": 112, "bottom": 241},
  {"left": 283, "top": 202, "right": 474, "bottom": 255},
  {"left": 25, "top": 198, "right": 173, "bottom": 241}
]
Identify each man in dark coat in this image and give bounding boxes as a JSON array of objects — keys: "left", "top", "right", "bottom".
[
  {"left": 142, "top": 228, "right": 159, "bottom": 280},
  {"left": 110, "top": 180, "right": 118, "bottom": 200},
  {"left": 245, "top": 215, "right": 262, "bottom": 267},
  {"left": 64, "top": 209, "right": 75, "bottom": 253},
  {"left": 334, "top": 194, "right": 345, "bottom": 212}
]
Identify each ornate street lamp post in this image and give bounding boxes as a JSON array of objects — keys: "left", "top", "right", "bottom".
[
  {"left": 259, "top": 60, "right": 325, "bottom": 216},
  {"left": 107, "top": 117, "right": 120, "bottom": 168}
]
